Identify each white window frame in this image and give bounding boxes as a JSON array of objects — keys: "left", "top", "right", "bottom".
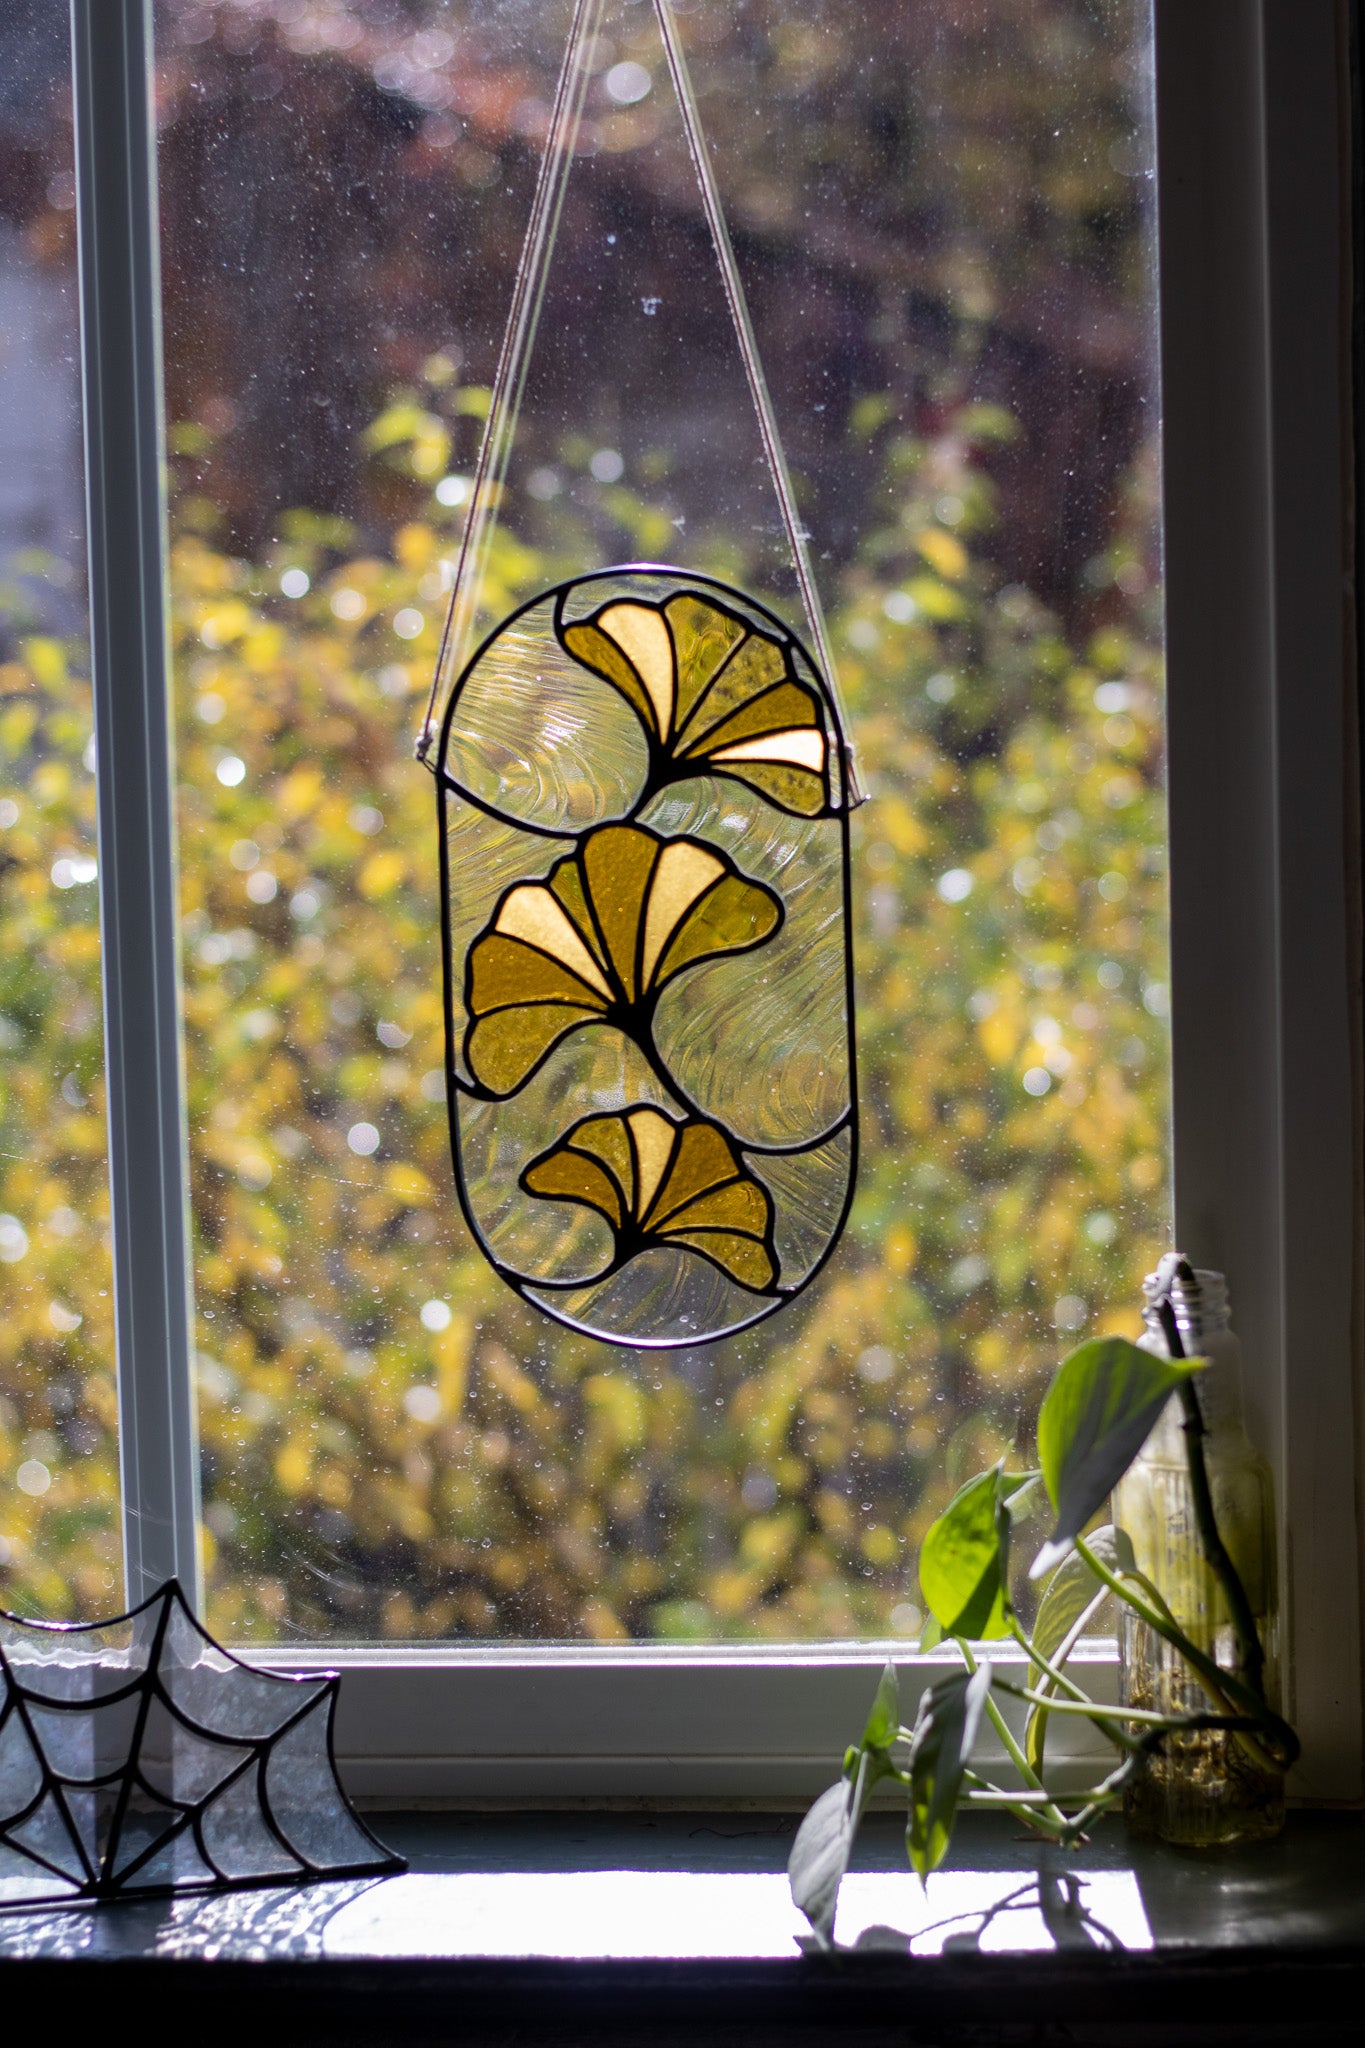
[{"left": 68, "top": 0, "right": 1363, "bottom": 1805}]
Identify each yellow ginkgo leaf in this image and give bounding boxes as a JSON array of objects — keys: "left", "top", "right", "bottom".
[
  {"left": 558, "top": 588, "right": 833, "bottom": 817},
  {"left": 521, "top": 1107, "right": 779, "bottom": 1293},
  {"left": 464, "top": 823, "right": 782, "bottom": 1096}
]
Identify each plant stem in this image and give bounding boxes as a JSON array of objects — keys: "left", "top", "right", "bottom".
[
  {"left": 1152, "top": 1273, "right": 1268, "bottom": 1702},
  {"left": 960, "top": 1772, "right": 1069, "bottom": 1838},
  {"left": 960, "top": 1783, "right": 1064, "bottom": 1804},
  {"left": 1074, "top": 1535, "right": 1235, "bottom": 1706},
  {"left": 1006, "top": 1612, "right": 1141, "bottom": 1757},
  {"left": 1007, "top": 1614, "right": 1092, "bottom": 1706},
  {"left": 991, "top": 1678, "right": 1206, "bottom": 1730},
  {"left": 1012, "top": 1590, "right": 1115, "bottom": 1776},
  {"left": 892, "top": 1759, "right": 1071, "bottom": 1834},
  {"left": 848, "top": 1743, "right": 873, "bottom": 1828},
  {"left": 1055, "top": 1749, "right": 1147, "bottom": 1843},
  {"left": 957, "top": 1638, "right": 1071, "bottom": 1829},
  {"left": 1073, "top": 1533, "right": 1298, "bottom": 1769},
  {"left": 1053, "top": 1706, "right": 1255, "bottom": 1845}
]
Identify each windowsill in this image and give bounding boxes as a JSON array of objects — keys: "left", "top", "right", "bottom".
[{"left": 2, "top": 1810, "right": 1360, "bottom": 2040}]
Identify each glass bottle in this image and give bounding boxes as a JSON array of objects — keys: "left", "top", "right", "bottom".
[{"left": 1113, "top": 1265, "right": 1284, "bottom": 1845}]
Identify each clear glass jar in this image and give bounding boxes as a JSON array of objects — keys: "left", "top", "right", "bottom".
[{"left": 1113, "top": 1266, "right": 1284, "bottom": 1845}]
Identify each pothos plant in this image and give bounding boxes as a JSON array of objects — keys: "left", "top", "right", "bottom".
[{"left": 788, "top": 1285, "right": 1300, "bottom": 1945}]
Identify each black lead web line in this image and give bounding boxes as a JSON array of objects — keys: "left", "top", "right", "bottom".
[
  {"left": 0, "top": 1583, "right": 402, "bottom": 1907},
  {"left": 421, "top": 0, "right": 862, "bottom": 803}
]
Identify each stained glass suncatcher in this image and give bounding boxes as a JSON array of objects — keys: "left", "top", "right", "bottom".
[
  {"left": 0, "top": 1582, "right": 401, "bottom": 1906},
  {"left": 435, "top": 567, "right": 856, "bottom": 1348}
]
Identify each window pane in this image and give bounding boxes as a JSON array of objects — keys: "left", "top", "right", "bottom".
[
  {"left": 0, "top": 5, "right": 118, "bottom": 1616},
  {"left": 156, "top": 0, "right": 1168, "bottom": 1644}
]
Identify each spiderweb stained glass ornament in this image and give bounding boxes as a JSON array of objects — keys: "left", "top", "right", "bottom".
[
  {"left": 0, "top": 1582, "right": 402, "bottom": 1907},
  {"left": 420, "top": 3, "right": 858, "bottom": 1348}
]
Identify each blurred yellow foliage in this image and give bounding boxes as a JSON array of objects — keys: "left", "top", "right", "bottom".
[{"left": 0, "top": 396, "right": 1168, "bottom": 1644}]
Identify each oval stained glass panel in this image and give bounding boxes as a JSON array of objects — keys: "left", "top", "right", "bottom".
[{"left": 436, "top": 566, "right": 856, "bottom": 1347}]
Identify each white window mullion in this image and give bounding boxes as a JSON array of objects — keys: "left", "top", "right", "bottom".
[{"left": 70, "top": 0, "right": 199, "bottom": 1609}]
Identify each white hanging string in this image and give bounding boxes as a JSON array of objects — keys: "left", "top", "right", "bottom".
[
  {"left": 652, "top": 0, "right": 860, "bottom": 802},
  {"left": 420, "top": 0, "right": 605, "bottom": 760},
  {"left": 422, "top": 0, "right": 861, "bottom": 804}
]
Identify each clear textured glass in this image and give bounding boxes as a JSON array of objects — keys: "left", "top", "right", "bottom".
[
  {"left": 1114, "top": 1272, "right": 1284, "bottom": 1845},
  {"left": 153, "top": 0, "right": 1170, "bottom": 1643},
  {"left": 0, "top": 4, "right": 117, "bottom": 1619},
  {"left": 441, "top": 566, "right": 854, "bottom": 1346},
  {"left": 0, "top": 1586, "right": 395, "bottom": 1903}
]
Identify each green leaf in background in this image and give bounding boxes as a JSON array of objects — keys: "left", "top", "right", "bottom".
[
  {"left": 788, "top": 1778, "right": 860, "bottom": 1945},
  {"left": 790, "top": 1663, "right": 901, "bottom": 1943},
  {"left": 1032, "top": 1523, "right": 1136, "bottom": 1666},
  {"left": 906, "top": 1662, "right": 992, "bottom": 1881},
  {"left": 919, "top": 1466, "right": 1036, "bottom": 1639},
  {"left": 1031, "top": 1338, "right": 1204, "bottom": 1578},
  {"left": 1024, "top": 1523, "right": 1135, "bottom": 1774},
  {"left": 861, "top": 1659, "right": 901, "bottom": 1749}
]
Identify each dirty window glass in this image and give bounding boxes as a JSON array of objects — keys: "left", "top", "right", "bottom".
[
  {"left": 154, "top": 0, "right": 1168, "bottom": 1646},
  {"left": 0, "top": 2, "right": 117, "bottom": 1619}
]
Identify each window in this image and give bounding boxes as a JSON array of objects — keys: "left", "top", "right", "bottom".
[
  {"left": 2, "top": 1, "right": 1359, "bottom": 1804},
  {"left": 0, "top": 4, "right": 118, "bottom": 1614},
  {"left": 161, "top": 0, "right": 1172, "bottom": 1652}
]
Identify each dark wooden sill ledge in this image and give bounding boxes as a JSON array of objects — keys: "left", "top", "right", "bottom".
[{"left": 0, "top": 1809, "right": 1360, "bottom": 2044}]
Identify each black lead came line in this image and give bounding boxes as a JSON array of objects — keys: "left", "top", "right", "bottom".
[{"left": 435, "top": 570, "right": 859, "bottom": 1342}]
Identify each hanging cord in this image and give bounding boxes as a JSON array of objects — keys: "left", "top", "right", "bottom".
[
  {"left": 652, "top": 0, "right": 861, "bottom": 804},
  {"left": 422, "top": 0, "right": 861, "bottom": 805},
  {"left": 419, "top": 0, "right": 605, "bottom": 760}
]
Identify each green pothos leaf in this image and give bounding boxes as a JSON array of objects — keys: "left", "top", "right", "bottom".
[
  {"left": 861, "top": 1660, "right": 900, "bottom": 1750},
  {"left": 919, "top": 1466, "right": 1036, "bottom": 1639},
  {"left": 1032, "top": 1338, "right": 1205, "bottom": 1577},
  {"left": 789, "top": 1665, "right": 900, "bottom": 1944},
  {"left": 906, "top": 1660, "right": 992, "bottom": 1882},
  {"left": 1032, "top": 1524, "right": 1136, "bottom": 1668},
  {"left": 788, "top": 1778, "right": 859, "bottom": 1945}
]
